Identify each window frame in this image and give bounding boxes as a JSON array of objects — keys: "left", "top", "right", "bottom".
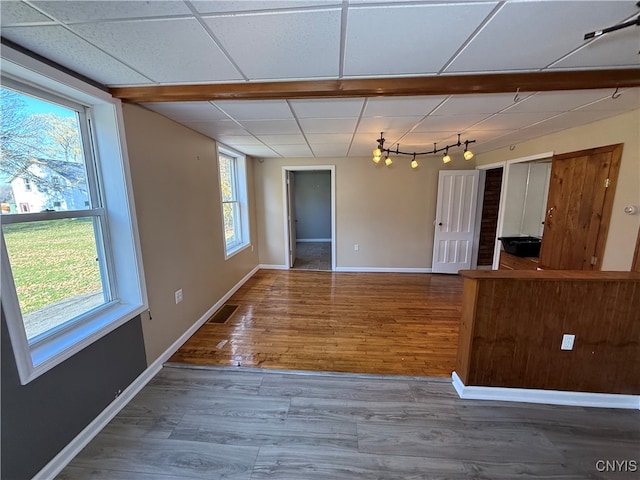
[
  {"left": 1, "top": 45, "right": 147, "bottom": 385},
  {"left": 217, "top": 145, "right": 250, "bottom": 258}
]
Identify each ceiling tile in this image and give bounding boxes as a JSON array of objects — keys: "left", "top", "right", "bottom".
[
  {"left": 290, "top": 98, "right": 364, "bottom": 118},
  {"left": 344, "top": 2, "right": 498, "bottom": 76},
  {"left": 204, "top": 9, "right": 341, "bottom": 80},
  {"left": 256, "top": 134, "right": 307, "bottom": 145},
  {"left": 214, "top": 100, "right": 293, "bottom": 120},
  {"left": 363, "top": 97, "right": 448, "bottom": 117},
  {"left": 550, "top": 24, "right": 640, "bottom": 69},
  {"left": 502, "top": 90, "right": 613, "bottom": 113},
  {"left": 241, "top": 119, "right": 302, "bottom": 135},
  {"left": 272, "top": 145, "right": 314, "bottom": 157},
  {"left": 395, "top": 131, "right": 462, "bottom": 150},
  {"left": 356, "top": 116, "right": 424, "bottom": 134},
  {"left": 1, "top": 1, "right": 53, "bottom": 26},
  {"left": 192, "top": 1, "right": 335, "bottom": 14},
  {"left": 234, "top": 145, "right": 280, "bottom": 157},
  {"left": 305, "top": 133, "right": 353, "bottom": 145},
  {"left": 72, "top": 18, "right": 242, "bottom": 83},
  {"left": 574, "top": 88, "right": 640, "bottom": 112},
  {"left": 433, "top": 93, "right": 524, "bottom": 116},
  {"left": 31, "top": 1, "right": 191, "bottom": 23},
  {"left": 216, "top": 135, "right": 264, "bottom": 146},
  {"left": 298, "top": 118, "right": 358, "bottom": 134},
  {"left": 446, "top": 1, "right": 639, "bottom": 72},
  {"left": 184, "top": 120, "right": 248, "bottom": 137},
  {"left": 514, "top": 109, "right": 622, "bottom": 138},
  {"left": 310, "top": 144, "right": 349, "bottom": 157},
  {"left": 143, "top": 102, "right": 229, "bottom": 122},
  {"left": 412, "top": 114, "right": 491, "bottom": 133},
  {"left": 473, "top": 112, "right": 561, "bottom": 131},
  {"left": 1, "top": 25, "right": 151, "bottom": 85}
]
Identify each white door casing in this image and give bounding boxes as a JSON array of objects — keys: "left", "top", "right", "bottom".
[
  {"left": 432, "top": 170, "right": 480, "bottom": 274},
  {"left": 286, "top": 170, "right": 297, "bottom": 268}
]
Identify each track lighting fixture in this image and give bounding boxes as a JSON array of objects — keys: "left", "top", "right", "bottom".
[{"left": 372, "top": 132, "right": 476, "bottom": 168}]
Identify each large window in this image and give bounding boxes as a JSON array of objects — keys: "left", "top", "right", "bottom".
[
  {"left": 1, "top": 46, "right": 146, "bottom": 384},
  {"left": 217, "top": 147, "right": 249, "bottom": 257}
]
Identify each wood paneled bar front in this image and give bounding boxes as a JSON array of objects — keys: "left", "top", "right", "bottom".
[{"left": 456, "top": 270, "right": 640, "bottom": 395}]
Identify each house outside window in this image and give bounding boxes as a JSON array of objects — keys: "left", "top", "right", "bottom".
[
  {"left": 1, "top": 47, "right": 146, "bottom": 385},
  {"left": 217, "top": 146, "right": 249, "bottom": 257}
]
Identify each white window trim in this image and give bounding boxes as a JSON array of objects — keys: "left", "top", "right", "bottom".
[
  {"left": 0, "top": 45, "right": 148, "bottom": 385},
  {"left": 217, "top": 144, "right": 250, "bottom": 259}
]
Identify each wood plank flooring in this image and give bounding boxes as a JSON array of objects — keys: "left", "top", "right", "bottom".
[
  {"left": 58, "top": 366, "right": 640, "bottom": 479},
  {"left": 169, "top": 270, "right": 464, "bottom": 377}
]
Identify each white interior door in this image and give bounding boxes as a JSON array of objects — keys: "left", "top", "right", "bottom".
[
  {"left": 432, "top": 170, "right": 480, "bottom": 274},
  {"left": 286, "top": 170, "right": 297, "bottom": 268}
]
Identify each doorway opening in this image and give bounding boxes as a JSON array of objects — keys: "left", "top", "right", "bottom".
[{"left": 282, "top": 166, "right": 336, "bottom": 271}]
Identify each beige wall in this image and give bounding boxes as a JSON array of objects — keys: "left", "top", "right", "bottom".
[
  {"left": 476, "top": 109, "right": 640, "bottom": 271},
  {"left": 122, "top": 104, "right": 259, "bottom": 363},
  {"left": 254, "top": 156, "right": 469, "bottom": 269}
]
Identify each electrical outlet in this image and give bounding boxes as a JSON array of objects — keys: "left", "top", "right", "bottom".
[
  {"left": 175, "top": 289, "right": 183, "bottom": 304},
  {"left": 561, "top": 334, "right": 575, "bottom": 350},
  {"left": 354, "top": 243, "right": 359, "bottom": 251}
]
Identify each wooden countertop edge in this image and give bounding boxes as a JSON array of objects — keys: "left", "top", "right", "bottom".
[{"left": 458, "top": 270, "right": 640, "bottom": 281}]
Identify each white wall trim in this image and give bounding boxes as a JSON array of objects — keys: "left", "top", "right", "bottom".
[
  {"left": 34, "top": 265, "right": 260, "bottom": 480},
  {"left": 258, "top": 264, "right": 289, "bottom": 270},
  {"left": 452, "top": 372, "right": 640, "bottom": 410},
  {"left": 335, "top": 267, "right": 433, "bottom": 273},
  {"left": 297, "top": 238, "right": 332, "bottom": 243}
]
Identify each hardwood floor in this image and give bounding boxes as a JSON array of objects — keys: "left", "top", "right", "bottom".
[
  {"left": 58, "top": 366, "right": 640, "bottom": 479},
  {"left": 169, "top": 270, "right": 464, "bottom": 377}
]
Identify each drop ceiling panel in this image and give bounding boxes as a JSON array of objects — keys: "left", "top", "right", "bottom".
[
  {"left": 241, "top": 119, "right": 302, "bottom": 135},
  {"left": 550, "top": 27, "right": 640, "bottom": 70},
  {"left": 184, "top": 120, "right": 248, "bottom": 137},
  {"left": 256, "top": 134, "right": 308, "bottom": 145},
  {"left": 290, "top": 99, "right": 365, "bottom": 118},
  {"left": 398, "top": 131, "right": 464, "bottom": 149},
  {"left": 310, "top": 144, "right": 349, "bottom": 157},
  {"left": 1, "top": 2, "right": 53, "bottom": 26},
  {"left": 216, "top": 135, "right": 264, "bottom": 146},
  {"left": 305, "top": 133, "right": 353, "bottom": 145},
  {"left": 143, "top": 102, "right": 229, "bottom": 122},
  {"left": 203, "top": 9, "right": 341, "bottom": 80},
  {"left": 272, "top": 145, "right": 313, "bottom": 157},
  {"left": 503, "top": 90, "right": 613, "bottom": 113},
  {"left": 1, "top": 25, "right": 151, "bottom": 85},
  {"left": 192, "top": 1, "right": 335, "bottom": 14},
  {"left": 574, "top": 88, "right": 640, "bottom": 111},
  {"left": 363, "top": 97, "right": 448, "bottom": 117},
  {"left": 446, "top": 1, "right": 639, "bottom": 72},
  {"left": 433, "top": 93, "right": 525, "bottom": 115},
  {"left": 344, "top": 2, "right": 498, "bottom": 76},
  {"left": 356, "top": 116, "right": 424, "bottom": 134},
  {"left": 516, "top": 109, "right": 623, "bottom": 137},
  {"left": 214, "top": 100, "right": 293, "bottom": 120},
  {"left": 473, "top": 112, "right": 561, "bottom": 131},
  {"left": 412, "top": 114, "right": 490, "bottom": 133},
  {"left": 234, "top": 145, "right": 279, "bottom": 157},
  {"left": 31, "top": 1, "right": 192, "bottom": 23},
  {"left": 72, "top": 18, "right": 241, "bottom": 84},
  {"left": 298, "top": 118, "right": 358, "bottom": 134}
]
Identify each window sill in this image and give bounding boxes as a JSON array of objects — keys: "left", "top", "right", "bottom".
[
  {"left": 22, "top": 302, "right": 147, "bottom": 385},
  {"left": 225, "top": 242, "right": 251, "bottom": 260}
]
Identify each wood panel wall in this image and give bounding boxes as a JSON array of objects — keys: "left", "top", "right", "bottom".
[
  {"left": 477, "top": 168, "right": 503, "bottom": 266},
  {"left": 456, "top": 270, "right": 640, "bottom": 395}
]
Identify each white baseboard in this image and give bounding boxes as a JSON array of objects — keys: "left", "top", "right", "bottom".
[
  {"left": 335, "top": 266, "right": 432, "bottom": 273},
  {"left": 258, "top": 264, "right": 289, "bottom": 270},
  {"left": 452, "top": 371, "right": 640, "bottom": 410},
  {"left": 297, "top": 238, "right": 331, "bottom": 243},
  {"left": 35, "top": 265, "right": 261, "bottom": 480}
]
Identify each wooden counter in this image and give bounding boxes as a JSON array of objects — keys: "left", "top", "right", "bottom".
[{"left": 456, "top": 270, "right": 640, "bottom": 395}]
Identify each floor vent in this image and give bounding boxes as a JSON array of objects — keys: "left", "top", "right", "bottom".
[{"left": 208, "top": 304, "right": 238, "bottom": 324}]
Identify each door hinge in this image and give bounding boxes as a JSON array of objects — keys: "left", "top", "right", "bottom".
[
  {"left": 604, "top": 178, "right": 611, "bottom": 188},
  {"left": 591, "top": 256, "right": 598, "bottom": 265}
]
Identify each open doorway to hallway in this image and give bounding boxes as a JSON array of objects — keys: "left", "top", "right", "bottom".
[{"left": 283, "top": 166, "right": 336, "bottom": 271}]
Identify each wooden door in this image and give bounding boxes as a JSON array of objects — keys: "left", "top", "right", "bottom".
[
  {"left": 539, "top": 144, "right": 622, "bottom": 270},
  {"left": 432, "top": 170, "right": 480, "bottom": 274}
]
